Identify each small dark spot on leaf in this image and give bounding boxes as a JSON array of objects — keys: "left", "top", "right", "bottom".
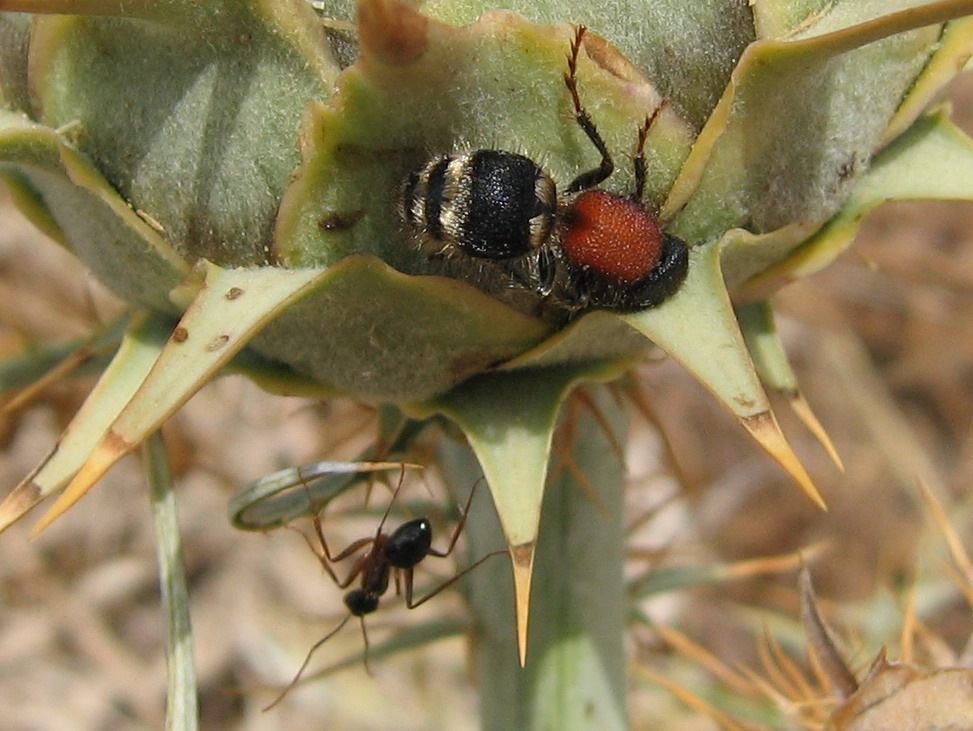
[
  {"left": 172, "top": 327, "right": 189, "bottom": 343},
  {"left": 104, "top": 428, "right": 131, "bottom": 453},
  {"left": 318, "top": 210, "right": 365, "bottom": 232},
  {"left": 225, "top": 287, "right": 244, "bottom": 300},
  {"left": 207, "top": 335, "right": 230, "bottom": 352},
  {"left": 837, "top": 157, "right": 857, "bottom": 181},
  {"left": 735, "top": 396, "right": 759, "bottom": 410}
]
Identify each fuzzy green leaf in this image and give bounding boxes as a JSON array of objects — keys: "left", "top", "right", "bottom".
[
  {"left": 737, "top": 300, "right": 800, "bottom": 396},
  {"left": 28, "top": 0, "right": 339, "bottom": 267},
  {"left": 438, "top": 388, "right": 630, "bottom": 729},
  {"left": 414, "top": 0, "right": 755, "bottom": 130},
  {"left": 737, "top": 300, "right": 842, "bottom": 469},
  {"left": 668, "top": 1, "right": 946, "bottom": 243},
  {"left": 0, "top": 11, "right": 29, "bottom": 112},
  {"left": 625, "top": 244, "right": 823, "bottom": 506},
  {"left": 250, "top": 255, "right": 554, "bottom": 403},
  {"left": 752, "top": 0, "right": 831, "bottom": 38},
  {"left": 744, "top": 107, "right": 973, "bottom": 297},
  {"left": 884, "top": 14, "right": 973, "bottom": 143},
  {"left": 413, "top": 360, "right": 632, "bottom": 551},
  {"left": 0, "top": 111, "right": 189, "bottom": 313}
]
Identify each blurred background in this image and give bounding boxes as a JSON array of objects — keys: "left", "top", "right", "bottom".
[{"left": 0, "top": 73, "right": 971, "bottom": 731}]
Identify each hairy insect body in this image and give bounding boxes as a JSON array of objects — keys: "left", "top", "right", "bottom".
[{"left": 401, "top": 27, "right": 689, "bottom": 314}]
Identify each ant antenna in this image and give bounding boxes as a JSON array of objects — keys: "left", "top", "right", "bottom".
[{"left": 263, "top": 614, "right": 353, "bottom": 711}]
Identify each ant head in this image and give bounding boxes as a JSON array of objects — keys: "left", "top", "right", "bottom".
[
  {"left": 384, "top": 518, "right": 433, "bottom": 569},
  {"left": 344, "top": 588, "right": 380, "bottom": 617}
]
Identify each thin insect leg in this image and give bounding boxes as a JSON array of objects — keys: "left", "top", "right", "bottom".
[
  {"left": 297, "top": 474, "right": 344, "bottom": 583},
  {"left": 564, "top": 25, "right": 614, "bottom": 193},
  {"left": 297, "top": 461, "right": 377, "bottom": 585},
  {"left": 501, "top": 250, "right": 555, "bottom": 297},
  {"left": 427, "top": 477, "right": 483, "bottom": 558},
  {"left": 632, "top": 98, "right": 669, "bottom": 203},
  {"left": 299, "top": 533, "right": 376, "bottom": 589},
  {"left": 289, "top": 524, "right": 344, "bottom": 585},
  {"left": 401, "top": 568, "right": 415, "bottom": 606},
  {"left": 373, "top": 464, "right": 409, "bottom": 538},
  {"left": 405, "top": 550, "right": 507, "bottom": 608},
  {"left": 262, "top": 612, "right": 353, "bottom": 711},
  {"left": 360, "top": 616, "right": 373, "bottom": 675},
  {"left": 329, "top": 542, "right": 378, "bottom": 588}
]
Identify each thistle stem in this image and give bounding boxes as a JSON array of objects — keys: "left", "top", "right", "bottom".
[{"left": 144, "top": 431, "right": 200, "bottom": 731}]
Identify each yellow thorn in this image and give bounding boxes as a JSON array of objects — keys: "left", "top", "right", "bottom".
[
  {"left": 741, "top": 411, "right": 827, "bottom": 510},
  {"left": 30, "top": 436, "right": 129, "bottom": 537},
  {"left": 788, "top": 392, "right": 844, "bottom": 471},
  {"left": 509, "top": 541, "right": 535, "bottom": 666},
  {"left": 918, "top": 478, "right": 973, "bottom": 582}
]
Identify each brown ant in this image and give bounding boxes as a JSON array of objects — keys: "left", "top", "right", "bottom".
[{"left": 264, "top": 474, "right": 501, "bottom": 710}]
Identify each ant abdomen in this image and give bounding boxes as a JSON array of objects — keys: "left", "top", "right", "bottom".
[{"left": 344, "top": 588, "right": 380, "bottom": 617}]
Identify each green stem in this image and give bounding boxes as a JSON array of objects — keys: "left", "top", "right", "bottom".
[
  {"left": 441, "top": 386, "right": 629, "bottom": 730},
  {"left": 144, "top": 431, "right": 199, "bottom": 731}
]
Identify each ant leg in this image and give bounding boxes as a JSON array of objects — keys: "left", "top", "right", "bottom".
[
  {"left": 296, "top": 476, "right": 346, "bottom": 584},
  {"left": 373, "top": 463, "right": 409, "bottom": 537},
  {"left": 427, "top": 477, "right": 482, "bottom": 559},
  {"left": 262, "top": 612, "right": 353, "bottom": 711},
  {"left": 564, "top": 26, "right": 614, "bottom": 194},
  {"left": 405, "top": 550, "right": 507, "bottom": 609},
  {"left": 289, "top": 524, "right": 344, "bottom": 586},
  {"left": 298, "top": 476, "right": 376, "bottom": 587},
  {"left": 632, "top": 98, "right": 669, "bottom": 203},
  {"left": 329, "top": 543, "right": 377, "bottom": 589},
  {"left": 360, "top": 616, "right": 374, "bottom": 675}
]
